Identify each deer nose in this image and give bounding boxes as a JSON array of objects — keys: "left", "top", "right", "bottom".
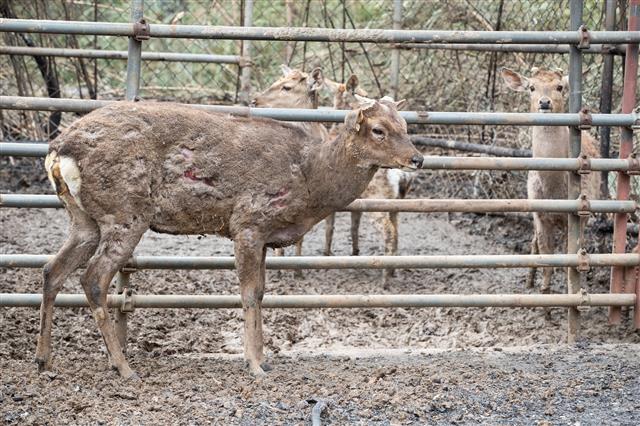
[
  {"left": 410, "top": 154, "right": 424, "bottom": 169},
  {"left": 539, "top": 97, "right": 552, "bottom": 110}
]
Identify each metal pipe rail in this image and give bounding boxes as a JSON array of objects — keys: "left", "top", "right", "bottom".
[
  {"left": 1, "top": 19, "right": 639, "bottom": 44},
  {"left": 395, "top": 43, "right": 627, "bottom": 55},
  {"left": 0, "top": 293, "right": 635, "bottom": 309},
  {"left": 2, "top": 194, "right": 637, "bottom": 214},
  {"left": 2, "top": 142, "right": 638, "bottom": 174},
  {"left": 0, "top": 45, "right": 246, "bottom": 64},
  {"left": 1, "top": 96, "right": 637, "bottom": 126},
  {"left": 2, "top": 253, "right": 638, "bottom": 270}
]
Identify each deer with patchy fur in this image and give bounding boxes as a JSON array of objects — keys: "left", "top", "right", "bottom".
[
  {"left": 40, "top": 96, "right": 423, "bottom": 379},
  {"left": 325, "top": 75, "right": 414, "bottom": 285},
  {"left": 501, "top": 67, "right": 600, "bottom": 293},
  {"left": 251, "top": 65, "right": 328, "bottom": 266}
]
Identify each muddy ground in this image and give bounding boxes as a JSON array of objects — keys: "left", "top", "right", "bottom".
[{"left": 1, "top": 156, "right": 639, "bottom": 424}]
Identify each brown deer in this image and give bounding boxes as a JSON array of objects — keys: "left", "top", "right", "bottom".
[
  {"left": 39, "top": 97, "right": 423, "bottom": 379},
  {"left": 325, "top": 75, "right": 414, "bottom": 285},
  {"left": 252, "top": 65, "right": 328, "bottom": 266},
  {"left": 501, "top": 67, "right": 600, "bottom": 293}
]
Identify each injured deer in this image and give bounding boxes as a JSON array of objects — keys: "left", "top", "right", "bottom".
[
  {"left": 39, "top": 96, "right": 423, "bottom": 379},
  {"left": 501, "top": 67, "right": 600, "bottom": 293},
  {"left": 325, "top": 75, "right": 414, "bottom": 285}
]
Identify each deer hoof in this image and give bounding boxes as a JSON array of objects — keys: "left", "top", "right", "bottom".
[
  {"left": 35, "top": 358, "right": 51, "bottom": 373},
  {"left": 540, "top": 287, "right": 550, "bottom": 295},
  {"left": 323, "top": 250, "right": 332, "bottom": 256},
  {"left": 352, "top": 249, "right": 360, "bottom": 256},
  {"left": 124, "top": 371, "right": 141, "bottom": 382},
  {"left": 260, "top": 362, "right": 273, "bottom": 372},
  {"left": 293, "top": 271, "right": 304, "bottom": 279}
]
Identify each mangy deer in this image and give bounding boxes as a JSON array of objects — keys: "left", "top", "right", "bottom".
[
  {"left": 40, "top": 96, "right": 423, "bottom": 379},
  {"left": 325, "top": 75, "right": 414, "bottom": 285},
  {"left": 251, "top": 65, "right": 328, "bottom": 266},
  {"left": 501, "top": 67, "right": 600, "bottom": 293}
]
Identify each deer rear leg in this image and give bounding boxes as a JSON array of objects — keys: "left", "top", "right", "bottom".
[
  {"left": 324, "top": 213, "right": 335, "bottom": 256},
  {"left": 534, "top": 215, "right": 555, "bottom": 295},
  {"left": 234, "top": 230, "right": 269, "bottom": 377},
  {"left": 526, "top": 231, "right": 539, "bottom": 289},
  {"left": 293, "top": 238, "right": 304, "bottom": 279},
  {"left": 79, "top": 222, "right": 147, "bottom": 380},
  {"left": 382, "top": 212, "right": 399, "bottom": 288},
  {"left": 36, "top": 217, "right": 100, "bottom": 372},
  {"left": 350, "top": 212, "right": 361, "bottom": 256}
]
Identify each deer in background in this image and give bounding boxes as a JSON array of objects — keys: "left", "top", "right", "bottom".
[
  {"left": 40, "top": 96, "right": 423, "bottom": 379},
  {"left": 501, "top": 67, "right": 600, "bottom": 293},
  {"left": 252, "top": 65, "right": 328, "bottom": 268},
  {"left": 325, "top": 75, "right": 414, "bottom": 285}
]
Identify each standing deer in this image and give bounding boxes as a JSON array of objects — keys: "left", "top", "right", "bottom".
[
  {"left": 325, "top": 75, "right": 414, "bottom": 285},
  {"left": 252, "top": 65, "right": 328, "bottom": 266},
  {"left": 39, "top": 96, "right": 423, "bottom": 379},
  {"left": 501, "top": 67, "right": 600, "bottom": 293}
]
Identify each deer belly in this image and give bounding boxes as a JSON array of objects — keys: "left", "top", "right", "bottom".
[{"left": 266, "top": 222, "right": 314, "bottom": 248}]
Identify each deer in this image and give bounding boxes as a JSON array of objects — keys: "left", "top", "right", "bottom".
[
  {"left": 325, "top": 75, "right": 414, "bottom": 285},
  {"left": 251, "top": 65, "right": 328, "bottom": 267},
  {"left": 39, "top": 96, "right": 423, "bottom": 379},
  {"left": 501, "top": 67, "right": 600, "bottom": 294}
]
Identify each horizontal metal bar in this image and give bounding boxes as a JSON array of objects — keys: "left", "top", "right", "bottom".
[
  {"left": 2, "top": 143, "right": 637, "bottom": 174},
  {"left": 2, "top": 253, "right": 638, "bottom": 270},
  {"left": 0, "top": 96, "right": 636, "bottom": 126},
  {"left": 2, "top": 194, "right": 636, "bottom": 213},
  {"left": 0, "top": 45, "right": 244, "bottom": 64},
  {"left": 0, "top": 293, "right": 634, "bottom": 309},
  {"left": 396, "top": 43, "right": 627, "bottom": 55},
  {"left": 1, "top": 19, "right": 638, "bottom": 44}
]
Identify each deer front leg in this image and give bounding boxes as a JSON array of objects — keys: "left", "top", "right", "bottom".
[
  {"left": 350, "top": 212, "right": 362, "bottom": 256},
  {"left": 324, "top": 213, "right": 335, "bottom": 256},
  {"left": 526, "top": 230, "right": 539, "bottom": 289},
  {"left": 293, "top": 238, "right": 304, "bottom": 279},
  {"left": 234, "top": 230, "right": 269, "bottom": 377}
]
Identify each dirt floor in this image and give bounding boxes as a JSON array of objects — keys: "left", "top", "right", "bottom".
[{"left": 1, "top": 156, "right": 639, "bottom": 424}]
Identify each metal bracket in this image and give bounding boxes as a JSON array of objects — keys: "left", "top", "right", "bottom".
[
  {"left": 577, "top": 288, "right": 591, "bottom": 312},
  {"left": 133, "top": 18, "right": 150, "bottom": 41},
  {"left": 577, "top": 194, "right": 591, "bottom": 218},
  {"left": 578, "top": 154, "right": 591, "bottom": 175},
  {"left": 120, "top": 266, "right": 137, "bottom": 274},
  {"left": 578, "top": 107, "right": 592, "bottom": 130},
  {"left": 627, "top": 153, "right": 640, "bottom": 175},
  {"left": 120, "top": 288, "right": 135, "bottom": 313},
  {"left": 577, "top": 249, "right": 591, "bottom": 272},
  {"left": 578, "top": 25, "right": 591, "bottom": 49},
  {"left": 632, "top": 106, "right": 640, "bottom": 130}
]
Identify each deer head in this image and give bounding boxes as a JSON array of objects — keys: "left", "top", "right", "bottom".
[
  {"left": 501, "top": 67, "right": 569, "bottom": 113},
  {"left": 251, "top": 65, "right": 324, "bottom": 108}
]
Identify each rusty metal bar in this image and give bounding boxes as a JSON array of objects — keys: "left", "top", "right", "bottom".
[
  {"left": 611, "top": 0, "right": 639, "bottom": 324},
  {"left": 389, "top": 0, "right": 402, "bottom": 100},
  {"left": 124, "top": 0, "right": 143, "bottom": 101},
  {"left": 0, "top": 45, "right": 244, "bottom": 64},
  {"left": 567, "top": 0, "right": 584, "bottom": 343},
  {"left": 0, "top": 96, "right": 636, "bottom": 126},
  {"left": 394, "top": 43, "right": 627, "bottom": 55},
  {"left": 1, "top": 19, "right": 638, "bottom": 44},
  {"left": 2, "top": 194, "right": 637, "bottom": 213},
  {"left": 2, "top": 253, "right": 638, "bottom": 270},
  {"left": 3, "top": 143, "right": 638, "bottom": 173},
  {"left": 0, "top": 292, "right": 634, "bottom": 309},
  {"left": 113, "top": 271, "right": 129, "bottom": 352}
]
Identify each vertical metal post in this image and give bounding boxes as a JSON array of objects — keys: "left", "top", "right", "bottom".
[
  {"left": 598, "top": 0, "right": 617, "bottom": 199},
  {"left": 125, "top": 0, "right": 143, "bottom": 100},
  {"left": 114, "top": 271, "right": 130, "bottom": 352},
  {"left": 239, "top": 0, "right": 254, "bottom": 105},
  {"left": 567, "top": 0, "right": 583, "bottom": 343},
  {"left": 390, "top": 0, "right": 402, "bottom": 100},
  {"left": 610, "top": 0, "right": 639, "bottom": 324}
]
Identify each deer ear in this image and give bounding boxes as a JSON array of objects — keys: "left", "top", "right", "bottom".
[
  {"left": 281, "top": 64, "right": 293, "bottom": 76},
  {"left": 309, "top": 67, "right": 324, "bottom": 91},
  {"left": 344, "top": 109, "right": 362, "bottom": 133},
  {"left": 562, "top": 75, "right": 569, "bottom": 88},
  {"left": 354, "top": 94, "right": 376, "bottom": 109},
  {"left": 500, "top": 67, "right": 529, "bottom": 92},
  {"left": 346, "top": 74, "right": 359, "bottom": 93},
  {"left": 394, "top": 99, "right": 406, "bottom": 109}
]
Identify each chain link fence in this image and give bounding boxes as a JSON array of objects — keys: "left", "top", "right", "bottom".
[{"left": 1, "top": 0, "right": 637, "bottom": 199}]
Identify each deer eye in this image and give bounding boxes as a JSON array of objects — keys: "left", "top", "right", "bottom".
[
  {"left": 529, "top": 86, "right": 535, "bottom": 92},
  {"left": 372, "top": 127, "right": 385, "bottom": 137},
  {"left": 556, "top": 85, "right": 563, "bottom": 91},
  {"left": 282, "top": 85, "right": 293, "bottom": 91}
]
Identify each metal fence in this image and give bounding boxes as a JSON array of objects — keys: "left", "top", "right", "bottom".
[{"left": 0, "top": 0, "right": 639, "bottom": 349}]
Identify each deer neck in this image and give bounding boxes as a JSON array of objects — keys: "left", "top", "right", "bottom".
[
  {"left": 303, "top": 132, "right": 377, "bottom": 210},
  {"left": 531, "top": 125, "right": 569, "bottom": 158}
]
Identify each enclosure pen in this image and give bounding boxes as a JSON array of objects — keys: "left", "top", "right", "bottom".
[{"left": 0, "top": 0, "right": 639, "bottom": 353}]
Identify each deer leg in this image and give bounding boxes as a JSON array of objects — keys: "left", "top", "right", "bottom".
[
  {"left": 323, "top": 213, "right": 335, "bottom": 256},
  {"left": 79, "top": 222, "right": 147, "bottom": 380},
  {"left": 526, "top": 230, "right": 539, "bottom": 289},
  {"left": 234, "top": 230, "right": 268, "bottom": 377},
  {"left": 293, "top": 238, "right": 303, "bottom": 279},
  {"left": 535, "top": 215, "right": 555, "bottom": 295},
  {"left": 383, "top": 212, "right": 399, "bottom": 288},
  {"left": 36, "top": 215, "right": 99, "bottom": 372},
  {"left": 350, "top": 212, "right": 361, "bottom": 256}
]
